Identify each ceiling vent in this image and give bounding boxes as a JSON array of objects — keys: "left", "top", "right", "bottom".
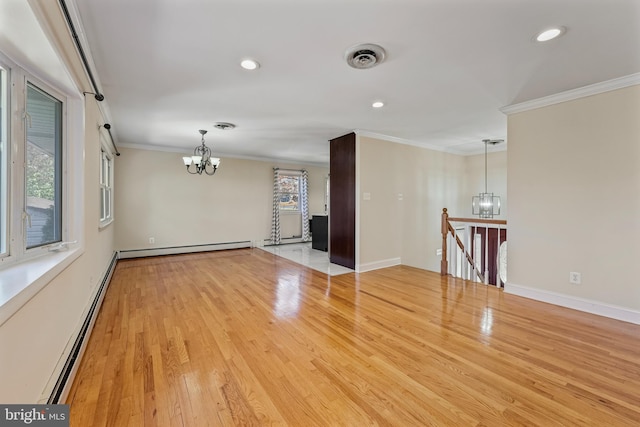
[
  {"left": 483, "top": 139, "right": 504, "bottom": 146},
  {"left": 345, "top": 43, "right": 386, "bottom": 69},
  {"left": 213, "top": 122, "right": 236, "bottom": 130}
]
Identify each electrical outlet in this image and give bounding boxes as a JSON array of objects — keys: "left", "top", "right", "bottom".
[
  {"left": 149, "top": 237, "right": 155, "bottom": 244},
  {"left": 436, "top": 249, "right": 442, "bottom": 256},
  {"left": 569, "top": 272, "right": 581, "bottom": 284}
]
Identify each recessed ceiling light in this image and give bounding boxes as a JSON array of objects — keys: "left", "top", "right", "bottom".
[
  {"left": 535, "top": 27, "right": 565, "bottom": 42},
  {"left": 240, "top": 59, "right": 260, "bottom": 70},
  {"left": 372, "top": 101, "right": 384, "bottom": 108}
]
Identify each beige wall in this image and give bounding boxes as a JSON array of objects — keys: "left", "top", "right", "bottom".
[
  {"left": 397, "top": 143, "right": 467, "bottom": 271},
  {"left": 507, "top": 85, "right": 640, "bottom": 311},
  {"left": 0, "top": 1, "right": 118, "bottom": 403},
  {"left": 357, "top": 135, "right": 466, "bottom": 272},
  {"left": 357, "top": 137, "right": 403, "bottom": 268},
  {"left": 115, "top": 147, "right": 328, "bottom": 250},
  {"left": 0, "top": 98, "right": 117, "bottom": 403}
]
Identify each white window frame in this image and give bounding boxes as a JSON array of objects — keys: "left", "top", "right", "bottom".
[
  {"left": 15, "top": 75, "right": 67, "bottom": 259},
  {"left": 0, "top": 56, "right": 78, "bottom": 265},
  {"left": 99, "top": 135, "right": 114, "bottom": 228},
  {"left": 0, "top": 61, "right": 8, "bottom": 258},
  {"left": 24, "top": 80, "right": 64, "bottom": 250},
  {"left": 278, "top": 171, "right": 302, "bottom": 213},
  {"left": 0, "top": 50, "right": 84, "bottom": 326}
]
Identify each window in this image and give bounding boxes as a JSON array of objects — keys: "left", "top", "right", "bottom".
[
  {"left": 25, "top": 83, "right": 63, "bottom": 249},
  {"left": 325, "top": 175, "right": 329, "bottom": 213},
  {"left": 99, "top": 146, "right": 113, "bottom": 226},
  {"left": 0, "top": 65, "right": 7, "bottom": 257},
  {"left": 0, "top": 53, "right": 72, "bottom": 267},
  {"left": 278, "top": 173, "right": 300, "bottom": 211},
  {"left": 0, "top": 17, "right": 84, "bottom": 323}
]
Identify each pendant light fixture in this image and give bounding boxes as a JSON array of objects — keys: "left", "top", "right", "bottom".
[
  {"left": 182, "top": 129, "right": 221, "bottom": 175},
  {"left": 472, "top": 139, "right": 502, "bottom": 218}
]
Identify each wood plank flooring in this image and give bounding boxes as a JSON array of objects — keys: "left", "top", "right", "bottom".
[{"left": 67, "top": 248, "right": 640, "bottom": 426}]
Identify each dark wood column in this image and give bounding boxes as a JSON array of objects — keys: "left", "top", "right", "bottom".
[{"left": 329, "top": 132, "right": 356, "bottom": 269}]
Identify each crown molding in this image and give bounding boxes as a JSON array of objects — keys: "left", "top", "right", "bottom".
[
  {"left": 354, "top": 129, "right": 456, "bottom": 154},
  {"left": 117, "top": 143, "right": 328, "bottom": 168},
  {"left": 118, "top": 142, "right": 186, "bottom": 153},
  {"left": 354, "top": 130, "right": 507, "bottom": 156},
  {"left": 501, "top": 72, "right": 640, "bottom": 115}
]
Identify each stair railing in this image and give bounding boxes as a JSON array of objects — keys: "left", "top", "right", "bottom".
[{"left": 441, "top": 208, "right": 507, "bottom": 286}]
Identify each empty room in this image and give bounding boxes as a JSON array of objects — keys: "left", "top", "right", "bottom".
[{"left": 0, "top": 0, "right": 639, "bottom": 426}]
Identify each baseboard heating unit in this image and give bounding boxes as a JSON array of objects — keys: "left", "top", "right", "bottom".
[
  {"left": 47, "top": 251, "right": 118, "bottom": 404},
  {"left": 118, "top": 240, "right": 252, "bottom": 259}
]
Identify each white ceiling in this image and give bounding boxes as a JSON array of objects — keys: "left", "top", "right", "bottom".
[{"left": 72, "top": 0, "right": 640, "bottom": 165}]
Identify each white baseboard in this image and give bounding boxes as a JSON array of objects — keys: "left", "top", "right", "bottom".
[
  {"left": 505, "top": 282, "right": 640, "bottom": 325},
  {"left": 118, "top": 241, "right": 252, "bottom": 259},
  {"left": 265, "top": 237, "right": 306, "bottom": 246},
  {"left": 40, "top": 251, "right": 118, "bottom": 404},
  {"left": 357, "top": 257, "right": 401, "bottom": 273}
]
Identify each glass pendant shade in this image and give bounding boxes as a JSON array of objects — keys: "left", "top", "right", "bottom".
[{"left": 472, "top": 193, "right": 501, "bottom": 218}]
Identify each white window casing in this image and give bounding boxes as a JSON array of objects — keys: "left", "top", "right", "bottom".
[{"left": 0, "top": 50, "right": 85, "bottom": 326}]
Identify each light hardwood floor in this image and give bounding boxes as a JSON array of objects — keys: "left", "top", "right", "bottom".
[{"left": 67, "top": 248, "right": 640, "bottom": 426}]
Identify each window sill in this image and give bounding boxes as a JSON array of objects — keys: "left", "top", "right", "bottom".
[
  {"left": 0, "top": 247, "right": 83, "bottom": 327},
  {"left": 99, "top": 218, "right": 114, "bottom": 230}
]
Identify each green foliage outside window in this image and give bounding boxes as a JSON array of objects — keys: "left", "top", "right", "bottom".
[{"left": 26, "top": 142, "right": 55, "bottom": 201}]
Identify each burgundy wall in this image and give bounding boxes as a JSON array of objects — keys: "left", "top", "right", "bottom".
[{"left": 329, "top": 133, "right": 356, "bottom": 269}]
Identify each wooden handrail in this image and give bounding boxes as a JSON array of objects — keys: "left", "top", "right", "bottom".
[{"left": 448, "top": 217, "right": 507, "bottom": 225}]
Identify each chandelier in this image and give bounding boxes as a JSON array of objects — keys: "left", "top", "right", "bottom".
[
  {"left": 182, "top": 129, "right": 221, "bottom": 175},
  {"left": 472, "top": 139, "right": 502, "bottom": 218}
]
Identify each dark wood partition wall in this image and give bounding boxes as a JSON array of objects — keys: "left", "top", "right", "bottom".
[{"left": 329, "top": 133, "right": 356, "bottom": 269}]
